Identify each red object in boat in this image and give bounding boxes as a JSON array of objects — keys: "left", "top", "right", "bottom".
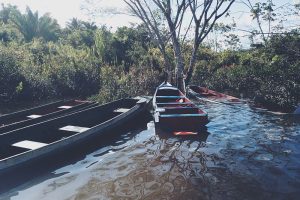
[
  {"left": 188, "top": 85, "right": 240, "bottom": 102},
  {"left": 173, "top": 131, "right": 198, "bottom": 136},
  {"left": 153, "top": 82, "right": 208, "bottom": 131}
]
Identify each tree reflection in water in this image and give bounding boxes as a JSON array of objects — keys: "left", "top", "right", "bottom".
[
  {"left": 73, "top": 124, "right": 220, "bottom": 200},
  {"left": 4, "top": 104, "right": 300, "bottom": 200}
]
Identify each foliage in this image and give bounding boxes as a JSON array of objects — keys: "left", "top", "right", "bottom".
[
  {"left": 191, "top": 33, "right": 300, "bottom": 111},
  {"left": 91, "top": 65, "right": 161, "bottom": 103},
  {"left": 10, "top": 7, "right": 60, "bottom": 42},
  {"left": 0, "top": 44, "right": 24, "bottom": 103},
  {"left": 0, "top": 4, "right": 298, "bottom": 112}
]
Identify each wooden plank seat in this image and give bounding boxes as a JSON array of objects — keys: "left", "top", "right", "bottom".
[
  {"left": 161, "top": 107, "right": 200, "bottom": 114},
  {"left": 27, "top": 114, "right": 43, "bottom": 119},
  {"left": 157, "top": 102, "right": 194, "bottom": 108},
  {"left": 160, "top": 113, "right": 208, "bottom": 117},
  {"left": 155, "top": 96, "right": 185, "bottom": 98},
  {"left": 58, "top": 106, "right": 73, "bottom": 109},
  {"left": 114, "top": 108, "right": 131, "bottom": 113},
  {"left": 59, "top": 125, "right": 90, "bottom": 133},
  {"left": 12, "top": 140, "right": 48, "bottom": 150}
]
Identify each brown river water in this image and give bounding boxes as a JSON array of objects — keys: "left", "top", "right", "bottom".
[{"left": 0, "top": 100, "right": 300, "bottom": 200}]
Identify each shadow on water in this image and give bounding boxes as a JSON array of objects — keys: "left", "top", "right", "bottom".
[{"left": 1, "top": 100, "right": 300, "bottom": 200}]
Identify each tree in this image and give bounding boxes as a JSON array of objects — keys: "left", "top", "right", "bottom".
[
  {"left": 240, "top": 0, "right": 299, "bottom": 45},
  {"left": 10, "top": 7, "right": 60, "bottom": 42},
  {"left": 0, "top": 3, "right": 18, "bottom": 24},
  {"left": 66, "top": 18, "right": 84, "bottom": 31},
  {"left": 124, "top": 0, "right": 235, "bottom": 92}
]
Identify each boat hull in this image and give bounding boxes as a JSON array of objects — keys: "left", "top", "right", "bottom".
[
  {"left": 0, "top": 98, "right": 149, "bottom": 172},
  {"left": 153, "top": 83, "right": 208, "bottom": 132},
  {"left": 188, "top": 85, "right": 241, "bottom": 103},
  {"left": 156, "top": 115, "right": 209, "bottom": 131}
]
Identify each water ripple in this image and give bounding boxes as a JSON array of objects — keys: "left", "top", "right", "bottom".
[{"left": 2, "top": 101, "right": 300, "bottom": 200}]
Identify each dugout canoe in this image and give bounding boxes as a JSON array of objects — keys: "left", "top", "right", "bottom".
[
  {"left": 0, "top": 97, "right": 149, "bottom": 172},
  {"left": 0, "top": 100, "right": 96, "bottom": 134},
  {"left": 188, "top": 85, "right": 242, "bottom": 104},
  {"left": 153, "top": 82, "right": 208, "bottom": 132}
]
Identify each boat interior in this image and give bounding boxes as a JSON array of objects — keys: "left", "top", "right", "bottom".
[
  {"left": 0, "top": 99, "right": 138, "bottom": 161},
  {"left": 0, "top": 100, "right": 92, "bottom": 127},
  {"left": 155, "top": 87, "right": 205, "bottom": 115}
]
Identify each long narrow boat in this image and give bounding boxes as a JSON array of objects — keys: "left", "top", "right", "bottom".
[
  {"left": 188, "top": 85, "right": 241, "bottom": 103},
  {"left": 0, "top": 100, "right": 94, "bottom": 132},
  {"left": 153, "top": 83, "right": 208, "bottom": 132},
  {"left": 0, "top": 98, "right": 149, "bottom": 171},
  {"left": 0, "top": 99, "right": 93, "bottom": 126}
]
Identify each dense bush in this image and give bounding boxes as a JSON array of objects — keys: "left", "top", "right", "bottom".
[
  {"left": 191, "top": 33, "right": 300, "bottom": 111},
  {"left": 91, "top": 65, "right": 162, "bottom": 103},
  {"left": 0, "top": 5, "right": 298, "bottom": 112},
  {"left": 0, "top": 45, "right": 24, "bottom": 103}
]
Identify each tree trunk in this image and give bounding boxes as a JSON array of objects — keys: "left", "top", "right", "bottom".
[
  {"left": 167, "top": 17, "right": 186, "bottom": 93},
  {"left": 173, "top": 42, "right": 186, "bottom": 93},
  {"left": 185, "top": 45, "right": 198, "bottom": 85},
  {"left": 163, "top": 56, "right": 172, "bottom": 83}
]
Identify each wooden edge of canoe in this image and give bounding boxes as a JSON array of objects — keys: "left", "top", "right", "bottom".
[
  {"left": 0, "top": 100, "right": 66, "bottom": 121},
  {"left": 0, "top": 101, "right": 98, "bottom": 135},
  {"left": 0, "top": 98, "right": 148, "bottom": 171}
]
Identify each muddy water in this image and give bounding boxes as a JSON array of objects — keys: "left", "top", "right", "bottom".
[{"left": 1, "top": 101, "right": 300, "bottom": 200}]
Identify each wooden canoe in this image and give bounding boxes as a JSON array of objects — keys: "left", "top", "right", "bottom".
[
  {"left": 0, "top": 100, "right": 97, "bottom": 134},
  {"left": 188, "top": 85, "right": 241, "bottom": 103},
  {"left": 153, "top": 82, "right": 208, "bottom": 132},
  {"left": 0, "top": 97, "right": 149, "bottom": 172}
]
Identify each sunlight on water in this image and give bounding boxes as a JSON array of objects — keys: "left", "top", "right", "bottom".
[{"left": 1, "top": 101, "right": 300, "bottom": 200}]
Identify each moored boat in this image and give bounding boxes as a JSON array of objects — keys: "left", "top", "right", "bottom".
[
  {"left": 153, "top": 83, "right": 208, "bottom": 132},
  {"left": 0, "top": 100, "right": 97, "bottom": 134},
  {"left": 0, "top": 97, "right": 149, "bottom": 172},
  {"left": 188, "top": 85, "right": 241, "bottom": 103}
]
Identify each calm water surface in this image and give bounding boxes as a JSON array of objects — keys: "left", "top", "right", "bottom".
[{"left": 1, "top": 101, "right": 300, "bottom": 200}]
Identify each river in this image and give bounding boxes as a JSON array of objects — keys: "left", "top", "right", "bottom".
[{"left": 0, "top": 100, "right": 300, "bottom": 200}]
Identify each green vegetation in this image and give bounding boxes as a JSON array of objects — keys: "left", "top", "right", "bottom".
[
  {"left": 191, "top": 33, "right": 300, "bottom": 112},
  {"left": 0, "top": 4, "right": 299, "bottom": 112}
]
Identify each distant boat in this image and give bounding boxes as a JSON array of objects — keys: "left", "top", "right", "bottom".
[
  {"left": 188, "top": 85, "right": 242, "bottom": 104},
  {"left": 0, "top": 98, "right": 149, "bottom": 172},
  {"left": 0, "top": 100, "right": 96, "bottom": 134},
  {"left": 153, "top": 82, "right": 208, "bottom": 132}
]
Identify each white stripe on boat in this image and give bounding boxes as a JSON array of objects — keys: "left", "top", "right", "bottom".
[
  {"left": 155, "top": 108, "right": 166, "bottom": 112},
  {"left": 154, "top": 112, "right": 160, "bottom": 122},
  {"left": 158, "top": 87, "right": 178, "bottom": 90},
  {"left": 59, "top": 125, "right": 90, "bottom": 133},
  {"left": 156, "top": 96, "right": 185, "bottom": 98},
  {"left": 58, "top": 106, "right": 73, "bottom": 109},
  {"left": 12, "top": 140, "right": 48, "bottom": 150},
  {"left": 27, "top": 114, "right": 42, "bottom": 119},
  {"left": 157, "top": 102, "right": 192, "bottom": 105},
  {"left": 114, "top": 108, "right": 130, "bottom": 113},
  {"left": 160, "top": 113, "right": 207, "bottom": 117}
]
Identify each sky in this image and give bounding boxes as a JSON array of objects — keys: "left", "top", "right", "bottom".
[
  {"left": 1, "top": 0, "right": 299, "bottom": 48},
  {"left": 0, "top": 0, "right": 139, "bottom": 29}
]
